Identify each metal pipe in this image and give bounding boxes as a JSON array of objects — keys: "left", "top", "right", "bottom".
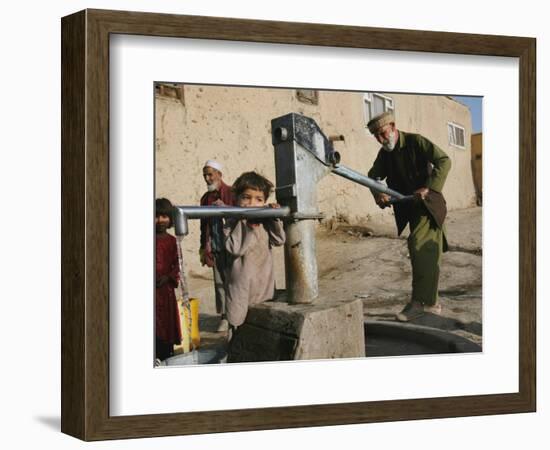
[
  {"left": 173, "top": 207, "right": 188, "bottom": 236},
  {"left": 285, "top": 220, "right": 318, "bottom": 304},
  {"left": 173, "top": 205, "right": 291, "bottom": 236},
  {"left": 176, "top": 205, "right": 291, "bottom": 219},
  {"left": 331, "top": 164, "right": 412, "bottom": 201}
]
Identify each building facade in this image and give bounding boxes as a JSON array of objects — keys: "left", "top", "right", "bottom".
[
  {"left": 155, "top": 84, "right": 476, "bottom": 275},
  {"left": 471, "top": 132, "right": 483, "bottom": 206}
]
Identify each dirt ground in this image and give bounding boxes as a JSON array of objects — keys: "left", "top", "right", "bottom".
[{"left": 180, "top": 206, "right": 482, "bottom": 353}]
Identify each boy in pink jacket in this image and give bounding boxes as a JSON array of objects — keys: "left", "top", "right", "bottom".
[{"left": 223, "top": 172, "right": 285, "bottom": 336}]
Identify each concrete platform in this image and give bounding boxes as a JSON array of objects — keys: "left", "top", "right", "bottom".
[{"left": 228, "top": 298, "right": 365, "bottom": 363}]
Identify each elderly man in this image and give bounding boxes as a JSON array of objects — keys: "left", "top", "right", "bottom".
[
  {"left": 366, "top": 111, "right": 451, "bottom": 322},
  {"left": 199, "top": 160, "right": 234, "bottom": 332}
]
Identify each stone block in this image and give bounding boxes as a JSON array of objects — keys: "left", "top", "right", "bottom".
[{"left": 228, "top": 298, "right": 365, "bottom": 363}]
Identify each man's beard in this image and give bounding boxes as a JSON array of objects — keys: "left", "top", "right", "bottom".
[
  {"left": 382, "top": 131, "right": 397, "bottom": 152},
  {"left": 206, "top": 182, "right": 219, "bottom": 192}
]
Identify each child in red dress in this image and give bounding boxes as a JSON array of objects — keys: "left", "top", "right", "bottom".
[{"left": 155, "top": 198, "right": 182, "bottom": 361}]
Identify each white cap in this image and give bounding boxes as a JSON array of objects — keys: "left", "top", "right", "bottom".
[{"left": 203, "top": 159, "right": 223, "bottom": 172}]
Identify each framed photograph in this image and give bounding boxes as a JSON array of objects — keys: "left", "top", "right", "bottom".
[{"left": 61, "top": 9, "right": 536, "bottom": 441}]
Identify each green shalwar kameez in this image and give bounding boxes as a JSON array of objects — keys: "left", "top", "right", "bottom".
[{"left": 368, "top": 131, "right": 451, "bottom": 306}]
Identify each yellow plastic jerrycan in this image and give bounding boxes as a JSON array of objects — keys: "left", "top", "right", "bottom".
[
  {"left": 189, "top": 298, "right": 200, "bottom": 348},
  {"left": 180, "top": 298, "right": 200, "bottom": 352}
]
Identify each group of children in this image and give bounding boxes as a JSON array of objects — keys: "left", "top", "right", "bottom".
[{"left": 155, "top": 171, "right": 285, "bottom": 361}]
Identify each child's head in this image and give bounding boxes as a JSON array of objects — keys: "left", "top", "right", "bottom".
[
  {"left": 155, "top": 197, "right": 174, "bottom": 231},
  {"left": 232, "top": 171, "right": 274, "bottom": 207}
]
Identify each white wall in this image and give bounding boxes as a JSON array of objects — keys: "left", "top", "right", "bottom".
[{"left": 0, "top": 1, "right": 546, "bottom": 450}]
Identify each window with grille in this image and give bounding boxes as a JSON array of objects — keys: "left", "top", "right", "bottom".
[
  {"left": 447, "top": 122, "right": 466, "bottom": 148},
  {"left": 155, "top": 82, "right": 185, "bottom": 105},
  {"left": 363, "top": 93, "right": 394, "bottom": 125}
]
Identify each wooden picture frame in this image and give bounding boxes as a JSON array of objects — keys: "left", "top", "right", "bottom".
[{"left": 61, "top": 9, "right": 536, "bottom": 441}]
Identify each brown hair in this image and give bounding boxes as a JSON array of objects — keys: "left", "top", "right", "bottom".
[
  {"left": 155, "top": 197, "right": 174, "bottom": 227},
  {"left": 232, "top": 171, "right": 274, "bottom": 200}
]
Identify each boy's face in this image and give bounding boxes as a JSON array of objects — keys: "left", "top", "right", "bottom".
[
  {"left": 238, "top": 188, "right": 266, "bottom": 207},
  {"left": 155, "top": 214, "right": 170, "bottom": 232}
]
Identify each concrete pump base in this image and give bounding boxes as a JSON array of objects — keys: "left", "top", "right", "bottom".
[{"left": 227, "top": 298, "right": 365, "bottom": 363}]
